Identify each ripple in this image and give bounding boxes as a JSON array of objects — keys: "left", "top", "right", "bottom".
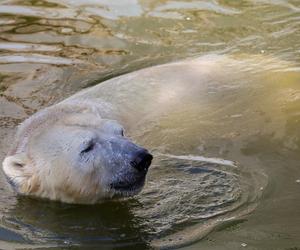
[
  {"left": 154, "top": 1, "right": 241, "bottom": 15},
  {"left": 0, "top": 42, "right": 61, "bottom": 52},
  {"left": 135, "top": 153, "right": 263, "bottom": 247},
  {"left": 0, "top": 5, "right": 94, "bottom": 22},
  {"left": 0, "top": 54, "right": 84, "bottom": 65},
  {"left": 159, "top": 153, "right": 237, "bottom": 167}
]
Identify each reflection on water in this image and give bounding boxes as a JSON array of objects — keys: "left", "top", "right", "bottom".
[
  {"left": 0, "top": 0, "right": 300, "bottom": 249},
  {"left": 3, "top": 198, "right": 150, "bottom": 249}
]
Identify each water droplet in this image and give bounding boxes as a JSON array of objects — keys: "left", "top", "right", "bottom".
[
  {"left": 241, "top": 243, "right": 247, "bottom": 247},
  {"left": 296, "top": 179, "right": 300, "bottom": 183}
]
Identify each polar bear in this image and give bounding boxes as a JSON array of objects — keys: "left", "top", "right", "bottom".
[{"left": 2, "top": 54, "right": 289, "bottom": 204}]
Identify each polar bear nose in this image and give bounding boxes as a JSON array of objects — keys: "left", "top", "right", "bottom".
[{"left": 130, "top": 150, "right": 153, "bottom": 172}]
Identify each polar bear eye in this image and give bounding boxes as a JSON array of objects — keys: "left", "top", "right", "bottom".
[{"left": 81, "top": 141, "right": 95, "bottom": 154}]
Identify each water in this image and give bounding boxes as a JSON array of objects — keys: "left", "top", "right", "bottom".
[{"left": 0, "top": 1, "right": 299, "bottom": 249}]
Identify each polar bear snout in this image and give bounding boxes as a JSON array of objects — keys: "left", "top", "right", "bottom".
[
  {"left": 130, "top": 150, "right": 153, "bottom": 173},
  {"left": 105, "top": 139, "right": 153, "bottom": 196}
]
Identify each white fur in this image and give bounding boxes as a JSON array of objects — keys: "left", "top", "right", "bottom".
[{"left": 2, "top": 100, "right": 129, "bottom": 203}]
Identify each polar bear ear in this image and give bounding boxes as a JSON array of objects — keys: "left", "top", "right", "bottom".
[
  {"left": 3, "top": 153, "right": 27, "bottom": 168},
  {"left": 2, "top": 153, "right": 29, "bottom": 190}
]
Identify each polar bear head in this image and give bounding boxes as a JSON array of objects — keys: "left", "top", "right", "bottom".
[{"left": 2, "top": 100, "right": 152, "bottom": 204}]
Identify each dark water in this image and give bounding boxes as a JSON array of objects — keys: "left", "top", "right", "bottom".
[{"left": 0, "top": 1, "right": 299, "bottom": 249}]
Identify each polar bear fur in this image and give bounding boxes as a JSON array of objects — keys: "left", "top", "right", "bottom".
[{"left": 2, "top": 100, "right": 152, "bottom": 203}]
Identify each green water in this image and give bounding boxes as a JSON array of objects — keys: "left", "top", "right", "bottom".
[{"left": 0, "top": 1, "right": 299, "bottom": 249}]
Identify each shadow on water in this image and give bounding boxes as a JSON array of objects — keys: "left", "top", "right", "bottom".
[{"left": 2, "top": 196, "right": 151, "bottom": 249}]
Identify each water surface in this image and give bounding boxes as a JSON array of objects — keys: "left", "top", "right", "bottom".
[{"left": 0, "top": 1, "right": 299, "bottom": 249}]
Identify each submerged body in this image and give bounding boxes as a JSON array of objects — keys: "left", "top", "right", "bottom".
[{"left": 1, "top": 54, "right": 293, "bottom": 206}]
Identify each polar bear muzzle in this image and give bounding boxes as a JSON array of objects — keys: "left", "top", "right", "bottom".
[{"left": 109, "top": 148, "right": 152, "bottom": 195}]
